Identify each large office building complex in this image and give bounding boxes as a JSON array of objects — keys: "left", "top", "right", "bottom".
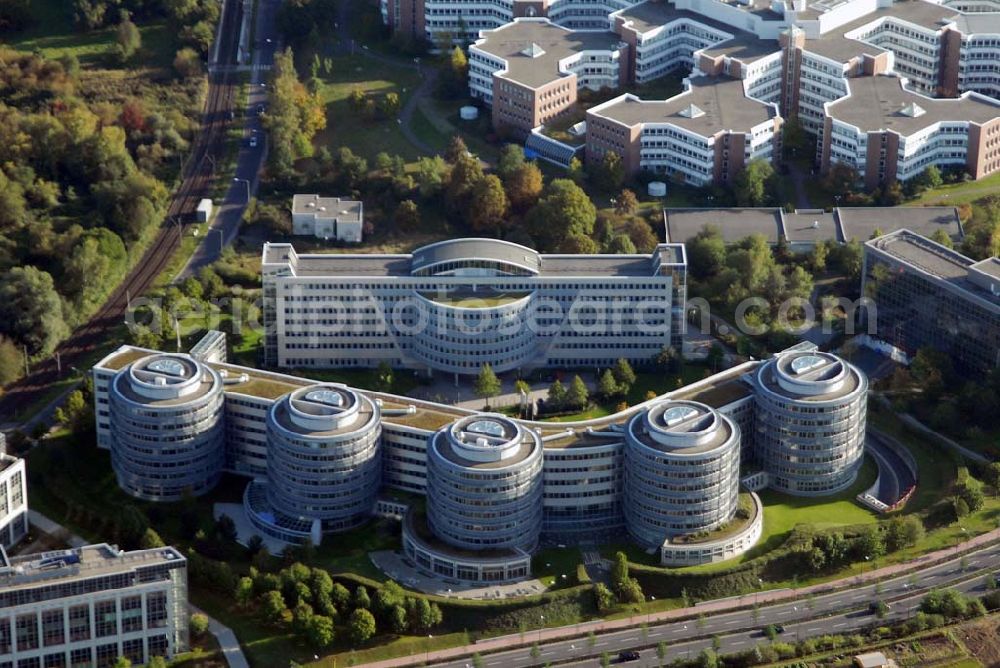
[
  {"left": 0, "top": 455, "right": 27, "bottom": 551},
  {"left": 421, "top": 0, "right": 1000, "bottom": 186},
  {"left": 93, "top": 336, "right": 867, "bottom": 576},
  {"left": 261, "top": 238, "right": 688, "bottom": 376},
  {"left": 0, "top": 544, "right": 188, "bottom": 667},
  {"left": 863, "top": 229, "right": 1000, "bottom": 375}
]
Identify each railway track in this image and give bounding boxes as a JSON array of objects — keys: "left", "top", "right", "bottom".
[{"left": 0, "top": 0, "right": 245, "bottom": 424}]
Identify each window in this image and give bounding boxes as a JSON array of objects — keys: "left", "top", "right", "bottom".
[
  {"left": 68, "top": 606, "right": 89, "bottom": 642},
  {"left": 120, "top": 596, "right": 143, "bottom": 634},
  {"left": 15, "top": 614, "right": 37, "bottom": 652},
  {"left": 41, "top": 610, "right": 64, "bottom": 647},
  {"left": 69, "top": 649, "right": 91, "bottom": 668},
  {"left": 146, "top": 592, "right": 167, "bottom": 629},
  {"left": 94, "top": 601, "right": 117, "bottom": 638}
]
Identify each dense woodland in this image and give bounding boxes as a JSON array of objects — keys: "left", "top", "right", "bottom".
[{"left": 0, "top": 0, "right": 219, "bottom": 385}]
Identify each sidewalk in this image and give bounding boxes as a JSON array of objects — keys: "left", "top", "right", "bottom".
[
  {"left": 27, "top": 510, "right": 249, "bottom": 668},
  {"left": 360, "top": 526, "right": 1000, "bottom": 668}
]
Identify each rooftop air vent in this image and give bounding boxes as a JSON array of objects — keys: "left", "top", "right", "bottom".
[
  {"left": 521, "top": 43, "right": 545, "bottom": 58},
  {"left": 900, "top": 102, "right": 925, "bottom": 118},
  {"left": 678, "top": 104, "right": 705, "bottom": 119}
]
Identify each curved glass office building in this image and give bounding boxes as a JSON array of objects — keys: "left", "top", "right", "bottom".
[
  {"left": 625, "top": 400, "right": 741, "bottom": 549},
  {"left": 260, "top": 385, "right": 382, "bottom": 535},
  {"left": 754, "top": 351, "right": 868, "bottom": 496},
  {"left": 108, "top": 354, "right": 225, "bottom": 501},
  {"left": 426, "top": 414, "right": 543, "bottom": 552}
]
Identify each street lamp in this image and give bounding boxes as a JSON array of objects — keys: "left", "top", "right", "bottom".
[
  {"left": 425, "top": 634, "right": 433, "bottom": 663},
  {"left": 538, "top": 614, "right": 545, "bottom": 643},
  {"left": 233, "top": 177, "right": 251, "bottom": 202},
  {"left": 647, "top": 595, "right": 655, "bottom": 625}
]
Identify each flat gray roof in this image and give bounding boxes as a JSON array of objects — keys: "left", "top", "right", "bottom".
[
  {"left": 473, "top": 19, "right": 623, "bottom": 89},
  {"left": 827, "top": 75, "right": 1000, "bottom": 134},
  {"left": 836, "top": 206, "right": 962, "bottom": 243},
  {"left": 591, "top": 75, "right": 776, "bottom": 134},
  {"left": 0, "top": 545, "right": 185, "bottom": 592},
  {"left": 783, "top": 210, "right": 838, "bottom": 244},
  {"left": 264, "top": 243, "right": 662, "bottom": 278},
  {"left": 292, "top": 194, "right": 362, "bottom": 223},
  {"left": 867, "top": 229, "right": 1000, "bottom": 308},
  {"left": 665, "top": 208, "right": 782, "bottom": 244}
]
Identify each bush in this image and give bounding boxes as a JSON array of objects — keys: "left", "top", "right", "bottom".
[
  {"left": 575, "top": 563, "right": 591, "bottom": 585},
  {"left": 189, "top": 613, "right": 209, "bottom": 637}
]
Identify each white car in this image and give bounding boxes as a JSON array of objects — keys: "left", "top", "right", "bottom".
[{"left": 249, "top": 135, "right": 258, "bottom": 148}]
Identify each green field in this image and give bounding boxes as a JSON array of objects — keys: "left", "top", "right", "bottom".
[
  {"left": 313, "top": 55, "right": 423, "bottom": 161},
  {"left": 910, "top": 170, "right": 1000, "bottom": 206}
]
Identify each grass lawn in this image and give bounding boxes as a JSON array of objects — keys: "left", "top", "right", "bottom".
[
  {"left": 313, "top": 55, "right": 423, "bottom": 161},
  {"left": 909, "top": 170, "right": 1000, "bottom": 206},
  {"left": 287, "top": 367, "right": 421, "bottom": 395},
  {"left": 533, "top": 546, "right": 585, "bottom": 588}
]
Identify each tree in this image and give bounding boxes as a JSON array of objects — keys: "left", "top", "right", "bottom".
[
  {"left": 448, "top": 46, "right": 468, "bottom": 85},
  {"left": 0, "top": 336, "right": 23, "bottom": 386},
  {"left": 566, "top": 375, "right": 589, "bottom": 410},
  {"left": 0, "top": 266, "right": 68, "bottom": 356},
  {"left": 506, "top": 162, "right": 543, "bottom": 212},
  {"left": 824, "top": 162, "right": 859, "bottom": 193},
  {"left": 394, "top": 200, "right": 421, "bottom": 231},
  {"left": 595, "top": 151, "right": 624, "bottom": 192},
  {"left": 446, "top": 152, "right": 484, "bottom": 214},
  {"left": 854, "top": 525, "right": 885, "bottom": 560},
  {"left": 474, "top": 364, "right": 501, "bottom": 407},
  {"left": 733, "top": 159, "right": 774, "bottom": 207},
  {"left": 235, "top": 577, "right": 254, "bottom": 609},
  {"left": 706, "top": 344, "right": 725, "bottom": 371},
  {"left": 885, "top": 515, "right": 925, "bottom": 552},
  {"left": 173, "top": 47, "right": 202, "bottom": 78},
  {"left": 497, "top": 144, "right": 525, "bottom": 180},
  {"left": 594, "top": 582, "right": 615, "bottom": 612},
  {"left": 603, "top": 230, "right": 636, "bottom": 255},
  {"left": 528, "top": 179, "right": 596, "bottom": 251},
  {"left": 389, "top": 604, "right": 408, "bottom": 633},
  {"left": 546, "top": 379, "right": 566, "bottom": 411},
  {"left": 116, "top": 17, "right": 142, "bottom": 64},
  {"left": 265, "top": 48, "right": 327, "bottom": 175},
  {"left": 292, "top": 600, "right": 314, "bottom": 634},
  {"left": 374, "top": 361, "right": 395, "bottom": 393},
  {"left": 415, "top": 156, "right": 448, "bottom": 198},
  {"left": 612, "top": 358, "right": 636, "bottom": 389},
  {"left": 139, "top": 528, "right": 165, "bottom": 549},
  {"left": 379, "top": 92, "right": 401, "bottom": 119},
  {"left": 956, "top": 479, "right": 984, "bottom": 512},
  {"left": 599, "top": 369, "right": 620, "bottom": 399},
  {"left": 112, "top": 658, "right": 131, "bottom": 668},
  {"left": 985, "top": 462, "right": 1000, "bottom": 497},
  {"left": 567, "top": 156, "right": 586, "bottom": 184},
  {"left": 445, "top": 135, "right": 468, "bottom": 163},
  {"left": 930, "top": 228, "right": 954, "bottom": 249},
  {"left": 189, "top": 612, "right": 209, "bottom": 636},
  {"left": 261, "top": 590, "right": 288, "bottom": 626},
  {"left": 615, "top": 189, "right": 638, "bottom": 215},
  {"left": 468, "top": 174, "right": 509, "bottom": 234},
  {"left": 306, "top": 614, "right": 335, "bottom": 648},
  {"left": 146, "top": 657, "right": 167, "bottom": 668},
  {"left": 921, "top": 165, "right": 943, "bottom": 190},
  {"left": 347, "top": 608, "right": 377, "bottom": 644},
  {"left": 624, "top": 217, "right": 658, "bottom": 253},
  {"left": 686, "top": 225, "right": 727, "bottom": 280}
]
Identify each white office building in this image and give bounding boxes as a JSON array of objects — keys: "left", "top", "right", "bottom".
[
  {"left": 262, "top": 238, "right": 688, "bottom": 376},
  {"left": 0, "top": 545, "right": 188, "bottom": 668},
  {"left": 0, "top": 456, "right": 27, "bottom": 551},
  {"left": 291, "top": 195, "right": 364, "bottom": 243}
]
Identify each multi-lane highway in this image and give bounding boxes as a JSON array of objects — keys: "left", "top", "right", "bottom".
[{"left": 429, "top": 542, "right": 1000, "bottom": 668}]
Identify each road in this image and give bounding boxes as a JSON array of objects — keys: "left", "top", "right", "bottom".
[
  {"left": 178, "top": 0, "right": 282, "bottom": 278},
  {"left": 425, "top": 541, "right": 1000, "bottom": 668},
  {"left": 0, "top": 0, "right": 245, "bottom": 427}
]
